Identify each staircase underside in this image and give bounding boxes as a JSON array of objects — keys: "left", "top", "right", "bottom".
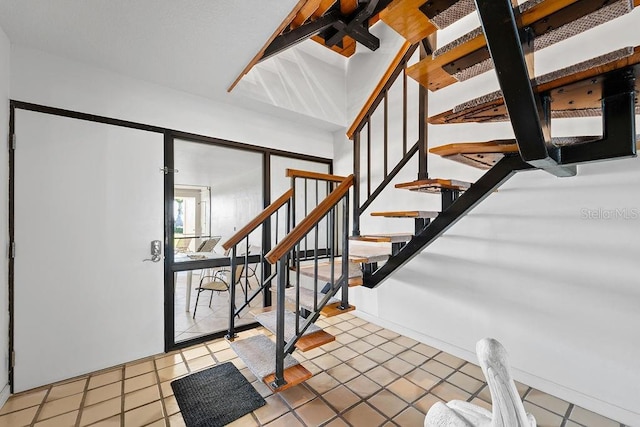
[{"left": 429, "top": 46, "right": 640, "bottom": 124}]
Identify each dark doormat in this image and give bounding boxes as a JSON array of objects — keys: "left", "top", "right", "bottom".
[{"left": 171, "top": 362, "right": 266, "bottom": 427}]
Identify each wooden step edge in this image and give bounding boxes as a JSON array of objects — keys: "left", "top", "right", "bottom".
[
  {"left": 350, "top": 233, "right": 413, "bottom": 243},
  {"left": 395, "top": 178, "right": 472, "bottom": 191},
  {"left": 263, "top": 364, "right": 313, "bottom": 393},
  {"left": 321, "top": 302, "right": 356, "bottom": 317},
  {"left": 371, "top": 210, "right": 440, "bottom": 219},
  {"left": 249, "top": 306, "right": 277, "bottom": 317},
  {"left": 429, "top": 141, "right": 519, "bottom": 157},
  {"left": 349, "top": 277, "right": 364, "bottom": 287},
  {"left": 349, "top": 254, "right": 389, "bottom": 264},
  {"left": 295, "top": 330, "right": 335, "bottom": 352}
]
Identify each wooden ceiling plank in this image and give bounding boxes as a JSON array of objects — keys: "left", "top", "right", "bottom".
[
  {"left": 340, "top": 0, "right": 359, "bottom": 14},
  {"left": 312, "top": 0, "right": 338, "bottom": 19},
  {"left": 292, "top": 0, "right": 324, "bottom": 28}
]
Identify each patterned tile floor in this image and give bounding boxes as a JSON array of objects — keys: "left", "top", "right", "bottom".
[{"left": 0, "top": 313, "right": 627, "bottom": 427}]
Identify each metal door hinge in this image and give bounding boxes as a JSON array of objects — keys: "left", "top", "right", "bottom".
[
  {"left": 9, "top": 242, "right": 15, "bottom": 259},
  {"left": 160, "top": 167, "right": 179, "bottom": 175},
  {"left": 9, "top": 134, "right": 15, "bottom": 151}
]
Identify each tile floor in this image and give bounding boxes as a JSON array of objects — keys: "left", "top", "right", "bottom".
[{"left": 0, "top": 314, "right": 628, "bottom": 427}]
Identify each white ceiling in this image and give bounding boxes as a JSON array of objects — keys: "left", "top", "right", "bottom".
[{"left": 0, "top": 0, "right": 348, "bottom": 130}]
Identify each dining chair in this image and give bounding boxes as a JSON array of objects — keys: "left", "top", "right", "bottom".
[
  {"left": 192, "top": 264, "right": 244, "bottom": 319},
  {"left": 174, "top": 237, "right": 192, "bottom": 253}
]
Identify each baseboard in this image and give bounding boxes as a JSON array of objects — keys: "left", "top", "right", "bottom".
[
  {"left": 353, "top": 309, "right": 640, "bottom": 427},
  {"left": 0, "top": 383, "right": 10, "bottom": 410}
]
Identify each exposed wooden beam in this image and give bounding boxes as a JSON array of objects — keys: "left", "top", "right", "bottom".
[
  {"left": 340, "top": 0, "right": 358, "bottom": 14},
  {"left": 263, "top": 12, "right": 341, "bottom": 62},
  {"left": 291, "top": 0, "right": 323, "bottom": 28},
  {"left": 312, "top": 0, "right": 338, "bottom": 18},
  {"left": 227, "top": 0, "right": 308, "bottom": 92},
  {"left": 311, "top": 35, "right": 356, "bottom": 57}
]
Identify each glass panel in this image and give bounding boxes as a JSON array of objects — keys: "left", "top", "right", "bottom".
[{"left": 173, "top": 139, "right": 263, "bottom": 342}]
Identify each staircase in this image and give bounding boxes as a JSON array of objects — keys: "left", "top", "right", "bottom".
[{"left": 220, "top": 0, "right": 638, "bottom": 392}]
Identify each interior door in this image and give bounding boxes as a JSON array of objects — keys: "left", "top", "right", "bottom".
[{"left": 13, "top": 110, "right": 164, "bottom": 392}]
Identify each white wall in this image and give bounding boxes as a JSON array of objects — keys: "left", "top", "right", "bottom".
[
  {"left": 0, "top": 22, "right": 10, "bottom": 404},
  {"left": 10, "top": 46, "right": 334, "bottom": 160},
  {"left": 335, "top": 7, "right": 640, "bottom": 426},
  {"left": 346, "top": 23, "right": 406, "bottom": 124}
]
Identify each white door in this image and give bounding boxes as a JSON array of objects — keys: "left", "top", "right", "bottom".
[{"left": 13, "top": 110, "right": 165, "bottom": 392}]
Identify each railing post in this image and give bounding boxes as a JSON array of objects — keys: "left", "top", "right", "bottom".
[
  {"left": 418, "top": 35, "right": 435, "bottom": 180},
  {"left": 272, "top": 258, "right": 288, "bottom": 388},
  {"left": 226, "top": 246, "right": 238, "bottom": 340},
  {"left": 340, "top": 193, "right": 350, "bottom": 309},
  {"left": 352, "top": 132, "right": 361, "bottom": 237}
]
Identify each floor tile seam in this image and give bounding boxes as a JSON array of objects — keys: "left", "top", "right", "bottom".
[
  {"left": 148, "top": 360, "right": 170, "bottom": 427},
  {"left": 73, "top": 375, "right": 91, "bottom": 427},
  {"left": 29, "top": 383, "right": 52, "bottom": 426},
  {"left": 523, "top": 395, "right": 570, "bottom": 419},
  {"left": 120, "top": 366, "right": 126, "bottom": 427}
]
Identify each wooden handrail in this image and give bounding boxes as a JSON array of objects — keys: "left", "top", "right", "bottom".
[
  {"left": 346, "top": 41, "right": 415, "bottom": 139},
  {"left": 266, "top": 175, "right": 354, "bottom": 263},
  {"left": 286, "top": 168, "right": 347, "bottom": 182},
  {"left": 222, "top": 188, "right": 294, "bottom": 251}
]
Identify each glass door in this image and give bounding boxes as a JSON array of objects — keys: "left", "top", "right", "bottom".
[{"left": 170, "top": 138, "right": 264, "bottom": 344}]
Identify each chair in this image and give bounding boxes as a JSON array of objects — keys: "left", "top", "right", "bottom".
[
  {"left": 192, "top": 264, "right": 244, "bottom": 319},
  {"left": 195, "top": 236, "right": 221, "bottom": 253},
  {"left": 174, "top": 237, "right": 192, "bottom": 253},
  {"left": 425, "top": 338, "right": 536, "bottom": 427}
]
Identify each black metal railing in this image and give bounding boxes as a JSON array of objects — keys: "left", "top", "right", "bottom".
[
  {"left": 221, "top": 188, "right": 293, "bottom": 339},
  {"left": 265, "top": 174, "right": 354, "bottom": 388},
  {"left": 348, "top": 42, "right": 428, "bottom": 235}
]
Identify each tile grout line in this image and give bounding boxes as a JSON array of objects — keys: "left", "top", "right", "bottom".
[
  {"left": 120, "top": 365, "right": 126, "bottom": 427},
  {"left": 29, "top": 384, "right": 52, "bottom": 426},
  {"left": 152, "top": 356, "right": 171, "bottom": 426},
  {"left": 73, "top": 377, "right": 91, "bottom": 427},
  {"left": 560, "top": 403, "right": 575, "bottom": 427}
]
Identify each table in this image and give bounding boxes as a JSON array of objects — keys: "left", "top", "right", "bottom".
[
  {"left": 174, "top": 252, "right": 228, "bottom": 312},
  {"left": 173, "top": 252, "right": 261, "bottom": 312}
]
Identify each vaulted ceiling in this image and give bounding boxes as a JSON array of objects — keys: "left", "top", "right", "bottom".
[{"left": 0, "top": 0, "right": 356, "bottom": 129}]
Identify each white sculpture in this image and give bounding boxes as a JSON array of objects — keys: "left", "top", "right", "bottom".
[{"left": 425, "top": 338, "right": 536, "bottom": 427}]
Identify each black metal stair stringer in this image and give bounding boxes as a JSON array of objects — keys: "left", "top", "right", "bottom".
[{"left": 362, "top": 155, "right": 534, "bottom": 289}]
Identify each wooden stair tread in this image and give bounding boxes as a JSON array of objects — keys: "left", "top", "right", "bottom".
[
  {"left": 284, "top": 286, "right": 341, "bottom": 312},
  {"left": 350, "top": 233, "right": 413, "bottom": 243},
  {"left": 229, "top": 334, "right": 302, "bottom": 382},
  {"left": 429, "top": 46, "right": 640, "bottom": 124},
  {"left": 349, "top": 244, "right": 391, "bottom": 263},
  {"left": 321, "top": 302, "right": 356, "bottom": 317},
  {"left": 432, "top": 136, "right": 640, "bottom": 169},
  {"left": 296, "top": 330, "right": 336, "bottom": 352},
  {"left": 371, "top": 210, "right": 439, "bottom": 219},
  {"left": 253, "top": 310, "right": 335, "bottom": 352},
  {"left": 379, "top": 0, "right": 475, "bottom": 44},
  {"left": 395, "top": 178, "right": 471, "bottom": 193},
  {"left": 295, "top": 260, "right": 363, "bottom": 280},
  {"left": 264, "top": 364, "right": 313, "bottom": 392},
  {"left": 254, "top": 309, "right": 321, "bottom": 337},
  {"left": 407, "top": 0, "right": 638, "bottom": 91}
]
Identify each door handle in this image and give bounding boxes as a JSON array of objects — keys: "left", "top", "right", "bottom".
[{"left": 143, "top": 240, "right": 162, "bottom": 262}]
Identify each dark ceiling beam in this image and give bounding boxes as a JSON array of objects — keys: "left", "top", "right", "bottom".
[{"left": 261, "top": 11, "right": 341, "bottom": 62}]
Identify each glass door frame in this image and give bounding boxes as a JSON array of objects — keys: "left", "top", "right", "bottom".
[{"left": 163, "top": 130, "right": 333, "bottom": 351}]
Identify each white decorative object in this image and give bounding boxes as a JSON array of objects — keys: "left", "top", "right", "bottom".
[{"left": 425, "top": 338, "right": 536, "bottom": 427}]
